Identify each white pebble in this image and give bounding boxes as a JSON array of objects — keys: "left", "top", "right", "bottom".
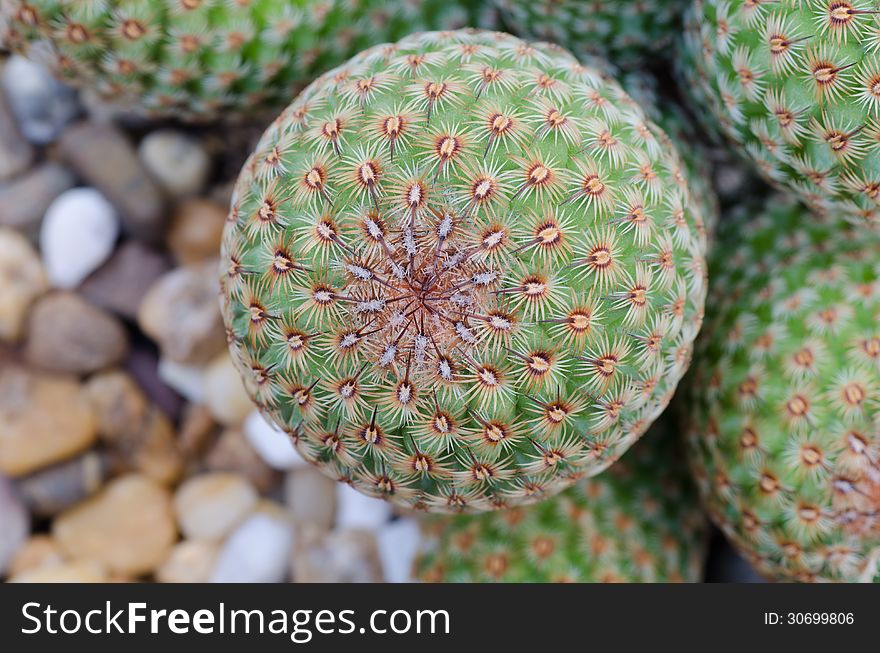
[
  {"left": 243, "top": 411, "right": 307, "bottom": 470},
  {"left": 335, "top": 483, "right": 393, "bottom": 532},
  {"left": 139, "top": 130, "right": 210, "bottom": 199},
  {"left": 40, "top": 188, "right": 119, "bottom": 289},
  {"left": 377, "top": 519, "right": 421, "bottom": 584},
  {"left": 210, "top": 513, "right": 293, "bottom": 583}
]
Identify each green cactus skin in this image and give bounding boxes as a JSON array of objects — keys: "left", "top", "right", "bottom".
[
  {"left": 220, "top": 29, "right": 708, "bottom": 514},
  {"left": 415, "top": 420, "right": 708, "bottom": 582},
  {"left": 678, "top": 0, "right": 880, "bottom": 223},
  {"left": 684, "top": 195, "right": 880, "bottom": 582},
  {"left": 0, "top": 0, "right": 493, "bottom": 120}
]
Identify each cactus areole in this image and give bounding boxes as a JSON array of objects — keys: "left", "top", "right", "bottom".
[{"left": 220, "top": 30, "right": 708, "bottom": 513}]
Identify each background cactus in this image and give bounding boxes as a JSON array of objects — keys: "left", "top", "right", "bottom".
[
  {"left": 683, "top": 195, "right": 880, "bottom": 582},
  {"left": 0, "top": 0, "right": 493, "bottom": 120},
  {"left": 415, "top": 419, "right": 708, "bottom": 582},
  {"left": 219, "top": 29, "right": 709, "bottom": 513}
]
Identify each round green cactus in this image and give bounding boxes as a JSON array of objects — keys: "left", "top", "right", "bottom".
[
  {"left": 220, "top": 29, "right": 708, "bottom": 513},
  {"left": 0, "top": 0, "right": 491, "bottom": 120},
  {"left": 678, "top": 0, "right": 880, "bottom": 223},
  {"left": 684, "top": 195, "right": 880, "bottom": 582},
  {"left": 415, "top": 421, "right": 708, "bottom": 582}
]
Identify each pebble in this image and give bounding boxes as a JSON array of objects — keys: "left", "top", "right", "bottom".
[
  {"left": 52, "top": 474, "right": 176, "bottom": 577},
  {"left": 204, "top": 427, "right": 280, "bottom": 493},
  {"left": 7, "top": 535, "right": 65, "bottom": 578},
  {"left": 284, "top": 468, "right": 336, "bottom": 531},
  {"left": 1, "top": 56, "right": 79, "bottom": 145},
  {"left": 138, "top": 262, "right": 226, "bottom": 364},
  {"left": 24, "top": 292, "right": 128, "bottom": 374},
  {"left": 156, "top": 540, "right": 219, "bottom": 584},
  {"left": 139, "top": 130, "right": 211, "bottom": 199},
  {"left": 335, "top": 483, "right": 394, "bottom": 532},
  {"left": 40, "top": 188, "right": 119, "bottom": 289},
  {"left": 211, "top": 511, "right": 293, "bottom": 583},
  {"left": 157, "top": 358, "right": 206, "bottom": 403},
  {"left": 80, "top": 241, "right": 171, "bottom": 320},
  {"left": 173, "top": 472, "right": 258, "bottom": 542},
  {"left": 0, "top": 367, "right": 97, "bottom": 477},
  {"left": 15, "top": 451, "right": 106, "bottom": 517},
  {"left": 111, "top": 407, "right": 184, "bottom": 487},
  {"left": 59, "top": 122, "right": 165, "bottom": 243},
  {"left": 177, "top": 403, "right": 219, "bottom": 459},
  {"left": 0, "top": 162, "right": 76, "bottom": 235},
  {"left": 376, "top": 519, "right": 421, "bottom": 583},
  {"left": 126, "top": 344, "right": 184, "bottom": 422},
  {"left": 84, "top": 371, "right": 148, "bottom": 443},
  {"left": 0, "top": 229, "right": 48, "bottom": 342},
  {"left": 293, "top": 529, "right": 382, "bottom": 583},
  {"left": 243, "top": 410, "right": 306, "bottom": 470},
  {"left": 0, "top": 91, "right": 33, "bottom": 180},
  {"left": 203, "top": 354, "right": 254, "bottom": 425},
  {"left": 0, "top": 476, "right": 29, "bottom": 576},
  {"left": 167, "top": 199, "right": 227, "bottom": 265},
  {"left": 10, "top": 561, "right": 108, "bottom": 583}
]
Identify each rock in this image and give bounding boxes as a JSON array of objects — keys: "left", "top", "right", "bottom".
[
  {"left": 177, "top": 403, "right": 218, "bottom": 459},
  {"left": 156, "top": 540, "right": 219, "bottom": 584},
  {"left": 10, "top": 561, "right": 107, "bottom": 583},
  {"left": 0, "top": 228, "right": 48, "bottom": 342},
  {"left": 15, "top": 451, "right": 106, "bottom": 517},
  {"left": 80, "top": 241, "right": 171, "bottom": 319},
  {"left": 210, "top": 511, "right": 293, "bottom": 583},
  {"left": 24, "top": 292, "right": 128, "bottom": 374},
  {"left": 40, "top": 188, "right": 119, "bottom": 289},
  {"left": 293, "top": 529, "right": 382, "bottom": 583},
  {"left": 58, "top": 122, "right": 164, "bottom": 243},
  {"left": 52, "top": 474, "right": 176, "bottom": 577},
  {"left": 7, "top": 535, "right": 65, "bottom": 578},
  {"left": 1, "top": 56, "right": 79, "bottom": 145},
  {"left": 204, "top": 427, "right": 280, "bottom": 493},
  {"left": 84, "top": 371, "right": 148, "bottom": 442},
  {"left": 126, "top": 344, "right": 184, "bottom": 422},
  {"left": 138, "top": 262, "right": 225, "bottom": 364},
  {"left": 0, "top": 476, "right": 29, "bottom": 576},
  {"left": 0, "top": 162, "right": 76, "bottom": 235},
  {"left": 376, "top": 519, "right": 421, "bottom": 583},
  {"left": 173, "top": 472, "right": 258, "bottom": 542},
  {"left": 0, "top": 367, "right": 97, "bottom": 477},
  {"left": 243, "top": 411, "right": 306, "bottom": 469},
  {"left": 336, "top": 483, "right": 394, "bottom": 532},
  {"left": 112, "top": 407, "right": 184, "bottom": 487},
  {"left": 0, "top": 91, "right": 33, "bottom": 180},
  {"left": 139, "top": 130, "right": 210, "bottom": 199},
  {"left": 167, "top": 199, "right": 226, "bottom": 265},
  {"left": 157, "top": 358, "right": 206, "bottom": 403},
  {"left": 284, "top": 468, "right": 336, "bottom": 531},
  {"left": 203, "top": 354, "right": 253, "bottom": 425}
]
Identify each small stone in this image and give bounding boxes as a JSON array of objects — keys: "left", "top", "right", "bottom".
[
  {"left": 0, "top": 228, "right": 48, "bottom": 342},
  {"left": 110, "top": 407, "right": 184, "bottom": 487},
  {"left": 53, "top": 474, "right": 176, "bottom": 577},
  {"left": 284, "top": 468, "right": 336, "bottom": 532},
  {"left": 139, "top": 130, "right": 210, "bottom": 199},
  {"left": 138, "top": 262, "right": 225, "bottom": 364},
  {"left": 243, "top": 410, "right": 306, "bottom": 469},
  {"left": 126, "top": 344, "right": 184, "bottom": 422},
  {"left": 0, "top": 162, "right": 76, "bottom": 235},
  {"left": 167, "top": 199, "right": 226, "bottom": 265},
  {"left": 210, "top": 511, "right": 293, "bottom": 583},
  {"left": 40, "top": 188, "right": 119, "bottom": 289},
  {"left": 24, "top": 292, "right": 128, "bottom": 374},
  {"left": 156, "top": 540, "right": 219, "bottom": 584},
  {"left": 177, "top": 403, "right": 219, "bottom": 459},
  {"left": 204, "top": 427, "right": 280, "bottom": 493},
  {"left": 0, "top": 476, "right": 29, "bottom": 576},
  {"left": 376, "top": 519, "right": 421, "bottom": 583},
  {"left": 1, "top": 56, "right": 79, "bottom": 145},
  {"left": 10, "top": 560, "right": 107, "bottom": 583},
  {"left": 203, "top": 354, "right": 253, "bottom": 425},
  {"left": 336, "top": 483, "right": 394, "bottom": 532},
  {"left": 84, "top": 371, "right": 148, "bottom": 442},
  {"left": 7, "top": 535, "right": 65, "bottom": 578},
  {"left": 173, "top": 472, "right": 258, "bottom": 542},
  {"left": 59, "top": 122, "right": 164, "bottom": 243},
  {"left": 293, "top": 529, "right": 382, "bottom": 583},
  {"left": 80, "top": 241, "right": 171, "bottom": 319},
  {"left": 157, "top": 358, "right": 206, "bottom": 403},
  {"left": 0, "top": 367, "right": 97, "bottom": 477},
  {"left": 15, "top": 451, "right": 106, "bottom": 517},
  {"left": 0, "top": 91, "right": 33, "bottom": 180}
]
